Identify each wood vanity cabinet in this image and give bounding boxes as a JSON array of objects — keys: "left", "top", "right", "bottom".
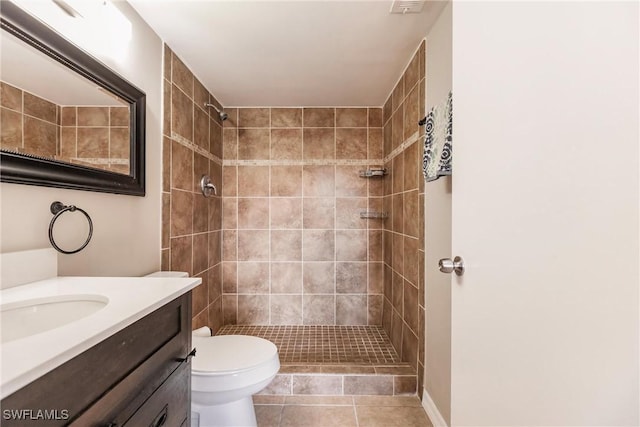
[{"left": 1, "top": 293, "right": 193, "bottom": 427}]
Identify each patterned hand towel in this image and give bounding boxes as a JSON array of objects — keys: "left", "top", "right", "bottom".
[{"left": 422, "top": 91, "right": 452, "bottom": 182}]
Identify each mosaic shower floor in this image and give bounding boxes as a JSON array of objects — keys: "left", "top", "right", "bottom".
[
  {"left": 217, "top": 325, "right": 418, "bottom": 396},
  {"left": 216, "top": 325, "right": 401, "bottom": 365}
]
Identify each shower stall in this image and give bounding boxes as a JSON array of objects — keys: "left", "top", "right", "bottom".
[{"left": 162, "top": 42, "right": 426, "bottom": 398}]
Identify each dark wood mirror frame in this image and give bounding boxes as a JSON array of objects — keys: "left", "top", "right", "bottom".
[{"left": 0, "top": 1, "right": 146, "bottom": 196}]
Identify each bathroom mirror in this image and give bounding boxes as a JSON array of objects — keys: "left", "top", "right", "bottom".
[{"left": 0, "top": 1, "right": 146, "bottom": 196}]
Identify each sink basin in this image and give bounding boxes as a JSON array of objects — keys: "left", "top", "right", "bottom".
[{"left": 1, "top": 295, "right": 108, "bottom": 343}]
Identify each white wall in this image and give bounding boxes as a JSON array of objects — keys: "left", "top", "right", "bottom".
[
  {"left": 423, "top": 2, "right": 452, "bottom": 425},
  {"left": 0, "top": 2, "right": 163, "bottom": 277},
  {"left": 451, "top": 2, "right": 639, "bottom": 425}
]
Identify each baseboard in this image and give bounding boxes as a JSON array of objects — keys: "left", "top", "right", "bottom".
[{"left": 422, "top": 388, "right": 448, "bottom": 427}]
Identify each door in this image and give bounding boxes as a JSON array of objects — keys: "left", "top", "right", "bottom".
[{"left": 449, "top": 2, "right": 638, "bottom": 426}]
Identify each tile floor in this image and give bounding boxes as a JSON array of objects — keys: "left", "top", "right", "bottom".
[
  {"left": 217, "top": 325, "right": 401, "bottom": 364},
  {"left": 254, "top": 395, "right": 432, "bottom": 427}
]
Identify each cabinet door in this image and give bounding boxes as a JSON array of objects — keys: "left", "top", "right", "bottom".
[{"left": 123, "top": 364, "right": 189, "bottom": 427}]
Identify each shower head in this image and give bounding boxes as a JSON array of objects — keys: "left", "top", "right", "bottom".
[{"left": 204, "top": 103, "right": 228, "bottom": 121}]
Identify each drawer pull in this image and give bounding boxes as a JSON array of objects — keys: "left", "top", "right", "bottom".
[
  {"left": 150, "top": 405, "right": 168, "bottom": 427},
  {"left": 180, "top": 348, "right": 196, "bottom": 363}
]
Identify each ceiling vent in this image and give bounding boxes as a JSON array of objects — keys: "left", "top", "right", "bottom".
[{"left": 389, "top": 0, "right": 425, "bottom": 14}]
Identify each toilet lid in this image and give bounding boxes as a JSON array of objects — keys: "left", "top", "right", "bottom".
[{"left": 192, "top": 335, "right": 278, "bottom": 374}]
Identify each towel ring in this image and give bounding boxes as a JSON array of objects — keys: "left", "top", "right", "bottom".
[{"left": 48, "top": 201, "right": 93, "bottom": 254}]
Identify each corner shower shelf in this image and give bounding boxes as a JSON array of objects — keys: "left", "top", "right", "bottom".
[
  {"left": 359, "top": 211, "right": 388, "bottom": 220},
  {"left": 359, "top": 168, "right": 387, "bottom": 178}
]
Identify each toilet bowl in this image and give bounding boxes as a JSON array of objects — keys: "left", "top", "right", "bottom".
[{"left": 191, "top": 331, "right": 280, "bottom": 427}]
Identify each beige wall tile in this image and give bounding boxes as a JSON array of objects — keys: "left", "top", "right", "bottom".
[
  {"left": 270, "top": 294, "right": 302, "bottom": 324},
  {"left": 403, "top": 279, "right": 419, "bottom": 335},
  {"left": 303, "top": 165, "right": 335, "bottom": 197},
  {"left": 238, "top": 198, "right": 270, "bottom": 229},
  {"left": 76, "top": 127, "right": 108, "bottom": 158},
  {"left": 336, "top": 262, "right": 367, "bottom": 293},
  {"left": 303, "top": 262, "right": 335, "bottom": 294},
  {"left": 336, "top": 295, "right": 367, "bottom": 325},
  {"left": 193, "top": 79, "right": 209, "bottom": 110},
  {"left": 391, "top": 76, "right": 404, "bottom": 113},
  {"left": 171, "top": 84, "right": 193, "bottom": 142},
  {"left": 0, "top": 82, "right": 22, "bottom": 111},
  {"left": 238, "top": 294, "right": 269, "bottom": 324},
  {"left": 344, "top": 375, "right": 393, "bottom": 395},
  {"left": 222, "top": 294, "right": 237, "bottom": 324},
  {"left": 223, "top": 166, "right": 237, "bottom": 196},
  {"left": 303, "top": 128, "right": 335, "bottom": 160},
  {"left": 335, "top": 166, "right": 367, "bottom": 197},
  {"left": 368, "top": 294, "right": 383, "bottom": 325},
  {"left": 61, "top": 106, "right": 76, "bottom": 126},
  {"left": 336, "top": 230, "right": 367, "bottom": 261},
  {"left": 170, "top": 236, "right": 193, "bottom": 275},
  {"left": 270, "top": 198, "right": 302, "bottom": 229},
  {"left": 237, "top": 262, "right": 270, "bottom": 293},
  {"left": 336, "top": 128, "right": 367, "bottom": 160},
  {"left": 223, "top": 128, "right": 238, "bottom": 160},
  {"left": 193, "top": 233, "right": 209, "bottom": 275},
  {"left": 110, "top": 127, "right": 129, "bottom": 159},
  {"left": 171, "top": 140, "right": 193, "bottom": 191},
  {"left": 170, "top": 189, "right": 193, "bottom": 237},
  {"left": 303, "top": 230, "right": 335, "bottom": 261},
  {"left": 303, "top": 197, "right": 335, "bottom": 229},
  {"left": 271, "top": 165, "right": 302, "bottom": 196},
  {"left": 336, "top": 108, "right": 367, "bottom": 127},
  {"left": 271, "top": 230, "right": 302, "bottom": 261},
  {"left": 271, "top": 108, "right": 302, "bottom": 127},
  {"left": 24, "top": 92, "right": 57, "bottom": 123},
  {"left": 368, "top": 108, "right": 382, "bottom": 128},
  {"left": 194, "top": 106, "right": 210, "bottom": 151},
  {"left": 271, "top": 262, "right": 302, "bottom": 293},
  {"left": 303, "top": 295, "right": 335, "bottom": 324},
  {"left": 238, "top": 128, "right": 270, "bottom": 160},
  {"left": 239, "top": 108, "right": 270, "bottom": 127},
  {"left": 222, "top": 262, "right": 238, "bottom": 293},
  {"left": 335, "top": 198, "right": 367, "bottom": 229},
  {"left": 392, "top": 109, "right": 404, "bottom": 151},
  {"left": 303, "top": 108, "right": 335, "bottom": 127},
  {"left": 0, "top": 107, "right": 22, "bottom": 149},
  {"left": 238, "top": 166, "right": 269, "bottom": 196},
  {"left": 237, "top": 229, "right": 270, "bottom": 261},
  {"left": 404, "top": 85, "right": 420, "bottom": 141},
  {"left": 171, "top": 53, "right": 194, "bottom": 98},
  {"left": 271, "top": 128, "right": 302, "bottom": 160},
  {"left": 292, "top": 375, "right": 343, "bottom": 395}
]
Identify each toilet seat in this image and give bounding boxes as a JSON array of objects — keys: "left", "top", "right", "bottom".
[
  {"left": 191, "top": 334, "right": 280, "bottom": 426},
  {"left": 192, "top": 335, "right": 279, "bottom": 375}
]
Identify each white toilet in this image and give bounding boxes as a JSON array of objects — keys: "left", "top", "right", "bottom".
[{"left": 191, "top": 327, "right": 280, "bottom": 427}]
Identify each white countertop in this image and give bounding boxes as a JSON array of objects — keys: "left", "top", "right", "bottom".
[{"left": 0, "top": 276, "right": 201, "bottom": 399}]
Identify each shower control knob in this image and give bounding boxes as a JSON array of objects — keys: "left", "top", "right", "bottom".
[{"left": 438, "top": 256, "right": 465, "bottom": 276}]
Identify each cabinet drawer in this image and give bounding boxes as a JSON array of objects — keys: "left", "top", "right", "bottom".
[
  {"left": 124, "top": 363, "right": 189, "bottom": 427},
  {"left": 1, "top": 293, "right": 192, "bottom": 427}
]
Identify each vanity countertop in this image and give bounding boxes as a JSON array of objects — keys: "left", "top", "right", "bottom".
[{"left": 0, "top": 276, "right": 201, "bottom": 399}]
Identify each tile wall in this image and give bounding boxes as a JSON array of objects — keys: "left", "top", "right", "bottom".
[
  {"left": 381, "top": 41, "right": 426, "bottom": 396},
  {"left": 0, "top": 81, "right": 129, "bottom": 173},
  {"left": 220, "top": 107, "right": 385, "bottom": 326},
  {"left": 161, "top": 45, "right": 224, "bottom": 331},
  {"left": 59, "top": 105, "right": 130, "bottom": 173}
]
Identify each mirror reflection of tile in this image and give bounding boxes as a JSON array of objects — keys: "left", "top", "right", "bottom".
[{"left": 0, "top": 81, "right": 130, "bottom": 175}]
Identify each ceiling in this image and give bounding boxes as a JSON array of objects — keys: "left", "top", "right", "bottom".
[{"left": 129, "top": 0, "right": 447, "bottom": 107}]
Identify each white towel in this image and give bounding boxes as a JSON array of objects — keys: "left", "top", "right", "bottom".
[{"left": 422, "top": 91, "right": 452, "bottom": 182}]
